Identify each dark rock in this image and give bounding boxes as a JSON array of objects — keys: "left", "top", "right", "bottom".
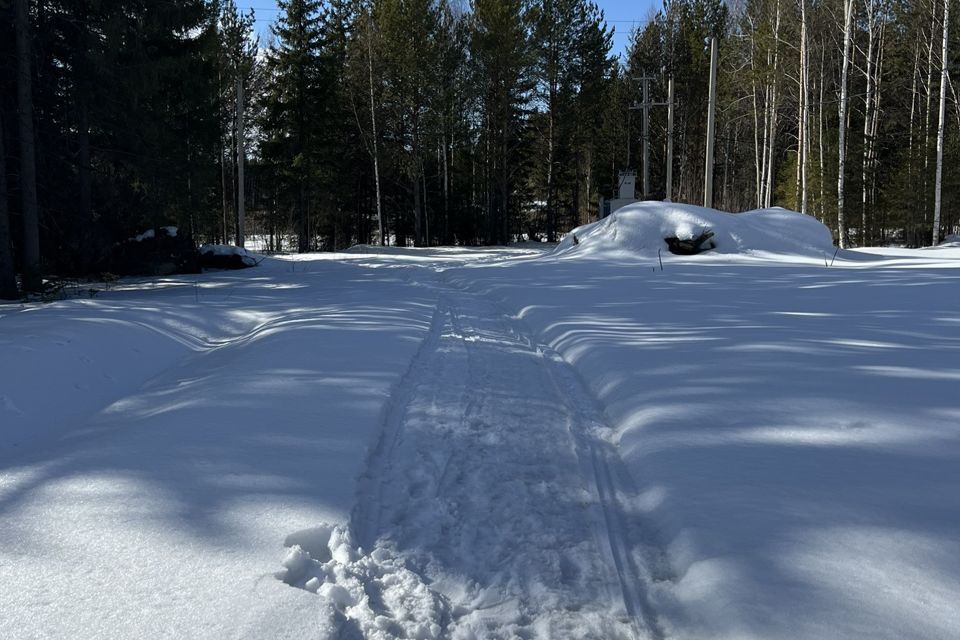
[
  {"left": 200, "top": 250, "right": 256, "bottom": 270},
  {"left": 110, "top": 227, "right": 201, "bottom": 276},
  {"left": 665, "top": 229, "right": 716, "bottom": 255}
]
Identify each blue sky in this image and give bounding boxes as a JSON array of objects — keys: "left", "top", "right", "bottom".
[{"left": 236, "top": 0, "right": 662, "bottom": 61}]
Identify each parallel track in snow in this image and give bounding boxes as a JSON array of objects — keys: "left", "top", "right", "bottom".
[
  {"left": 535, "top": 340, "right": 667, "bottom": 640},
  {"left": 330, "top": 281, "right": 667, "bottom": 638}
]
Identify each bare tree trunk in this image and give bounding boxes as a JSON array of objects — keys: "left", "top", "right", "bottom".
[
  {"left": 798, "top": 0, "right": 809, "bottom": 215},
  {"left": 818, "top": 47, "right": 826, "bottom": 222},
  {"left": 765, "top": 0, "right": 781, "bottom": 208},
  {"left": 760, "top": 74, "right": 771, "bottom": 206},
  {"left": 366, "top": 14, "right": 384, "bottom": 246},
  {"left": 860, "top": 0, "right": 876, "bottom": 246},
  {"left": 837, "top": 0, "right": 854, "bottom": 248},
  {"left": 751, "top": 26, "right": 763, "bottom": 207},
  {"left": 413, "top": 172, "right": 422, "bottom": 247},
  {"left": 219, "top": 71, "right": 229, "bottom": 244},
  {"left": 75, "top": 21, "right": 92, "bottom": 231},
  {"left": 236, "top": 77, "right": 245, "bottom": 247},
  {"left": 15, "top": 0, "right": 41, "bottom": 291},
  {"left": 0, "top": 109, "right": 19, "bottom": 299},
  {"left": 909, "top": 39, "right": 920, "bottom": 201},
  {"left": 924, "top": 4, "right": 936, "bottom": 225},
  {"left": 546, "top": 44, "right": 557, "bottom": 242},
  {"left": 870, "top": 23, "right": 885, "bottom": 240},
  {"left": 442, "top": 135, "right": 450, "bottom": 243},
  {"left": 933, "top": 0, "right": 950, "bottom": 245},
  {"left": 422, "top": 161, "right": 429, "bottom": 246}
]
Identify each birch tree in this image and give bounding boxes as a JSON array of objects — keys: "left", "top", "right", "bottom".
[
  {"left": 837, "top": 0, "right": 854, "bottom": 248},
  {"left": 933, "top": 0, "right": 950, "bottom": 245}
]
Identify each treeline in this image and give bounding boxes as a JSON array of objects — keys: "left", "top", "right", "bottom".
[
  {"left": 1, "top": 0, "right": 959, "bottom": 298},
  {"left": 626, "top": 0, "right": 960, "bottom": 248}
]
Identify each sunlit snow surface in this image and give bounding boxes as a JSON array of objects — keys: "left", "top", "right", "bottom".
[{"left": 1, "top": 204, "right": 959, "bottom": 639}]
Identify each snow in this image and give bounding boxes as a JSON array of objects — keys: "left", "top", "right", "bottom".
[
  {"left": 2, "top": 203, "right": 959, "bottom": 639},
  {"left": 130, "top": 226, "right": 178, "bottom": 242}
]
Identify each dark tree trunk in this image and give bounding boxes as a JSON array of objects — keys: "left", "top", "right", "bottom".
[
  {"left": 16, "top": 0, "right": 41, "bottom": 291},
  {"left": 0, "top": 110, "right": 20, "bottom": 299}
]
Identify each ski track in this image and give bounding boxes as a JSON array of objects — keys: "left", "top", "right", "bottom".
[{"left": 278, "top": 277, "right": 667, "bottom": 639}]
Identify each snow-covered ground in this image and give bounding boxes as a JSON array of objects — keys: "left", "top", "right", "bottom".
[{"left": 2, "top": 203, "right": 959, "bottom": 639}]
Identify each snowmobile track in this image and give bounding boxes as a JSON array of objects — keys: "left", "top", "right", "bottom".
[
  {"left": 528, "top": 325, "right": 667, "bottom": 640},
  {"left": 338, "top": 283, "right": 665, "bottom": 638}
]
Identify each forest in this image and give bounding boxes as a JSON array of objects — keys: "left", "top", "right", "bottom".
[{"left": 1, "top": 0, "right": 959, "bottom": 298}]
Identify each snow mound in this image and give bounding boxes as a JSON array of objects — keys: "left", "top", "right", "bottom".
[
  {"left": 276, "top": 525, "right": 447, "bottom": 640},
  {"left": 555, "top": 201, "right": 835, "bottom": 259},
  {"left": 941, "top": 233, "right": 960, "bottom": 247}
]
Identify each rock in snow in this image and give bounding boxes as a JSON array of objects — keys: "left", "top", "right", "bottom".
[{"left": 199, "top": 244, "right": 258, "bottom": 269}]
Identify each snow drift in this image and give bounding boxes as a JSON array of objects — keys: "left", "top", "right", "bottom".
[{"left": 555, "top": 201, "right": 835, "bottom": 259}]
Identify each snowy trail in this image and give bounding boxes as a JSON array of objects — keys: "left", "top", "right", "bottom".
[{"left": 278, "top": 283, "right": 665, "bottom": 639}]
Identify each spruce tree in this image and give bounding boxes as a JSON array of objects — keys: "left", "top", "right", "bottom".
[
  {"left": 469, "top": 0, "right": 533, "bottom": 244},
  {"left": 261, "top": 0, "right": 328, "bottom": 252}
]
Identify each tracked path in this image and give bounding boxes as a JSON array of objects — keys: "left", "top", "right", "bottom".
[{"left": 279, "top": 284, "right": 666, "bottom": 639}]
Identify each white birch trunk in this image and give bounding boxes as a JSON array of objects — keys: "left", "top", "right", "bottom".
[
  {"left": 798, "top": 0, "right": 809, "bottom": 215},
  {"left": 861, "top": 0, "right": 876, "bottom": 246},
  {"left": 236, "top": 77, "right": 245, "bottom": 248},
  {"left": 366, "top": 15, "right": 384, "bottom": 246},
  {"left": 837, "top": 0, "right": 854, "bottom": 248},
  {"left": 765, "top": 0, "right": 781, "bottom": 208},
  {"left": 933, "top": 0, "right": 950, "bottom": 245}
]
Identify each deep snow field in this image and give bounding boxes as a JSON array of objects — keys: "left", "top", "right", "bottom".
[{"left": 1, "top": 202, "right": 959, "bottom": 639}]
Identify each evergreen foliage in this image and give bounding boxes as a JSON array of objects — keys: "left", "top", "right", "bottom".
[{"left": 2, "top": 0, "right": 960, "bottom": 294}]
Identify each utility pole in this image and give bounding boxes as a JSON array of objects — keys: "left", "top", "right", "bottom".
[
  {"left": 704, "top": 37, "right": 718, "bottom": 208},
  {"left": 666, "top": 76, "right": 675, "bottom": 201},
  {"left": 630, "top": 72, "right": 669, "bottom": 199}
]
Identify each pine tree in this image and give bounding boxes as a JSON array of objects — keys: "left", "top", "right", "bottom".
[
  {"left": 219, "top": 0, "right": 258, "bottom": 247},
  {"left": 470, "top": 0, "right": 533, "bottom": 244},
  {"left": 261, "top": 0, "right": 328, "bottom": 252}
]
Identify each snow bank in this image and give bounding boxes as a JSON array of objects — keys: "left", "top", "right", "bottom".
[{"left": 555, "top": 201, "right": 835, "bottom": 259}]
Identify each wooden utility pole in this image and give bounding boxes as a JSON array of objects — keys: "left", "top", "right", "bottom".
[
  {"left": 666, "top": 76, "right": 675, "bottom": 201},
  {"left": 631, "top": 72, "right": 668, "bottom": 199},
  {"left": 704, "top": 37, "right": 718, "bottom": 209},
  {"left": 15, "top": 0, "right": 41, "bottom": 291}
]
